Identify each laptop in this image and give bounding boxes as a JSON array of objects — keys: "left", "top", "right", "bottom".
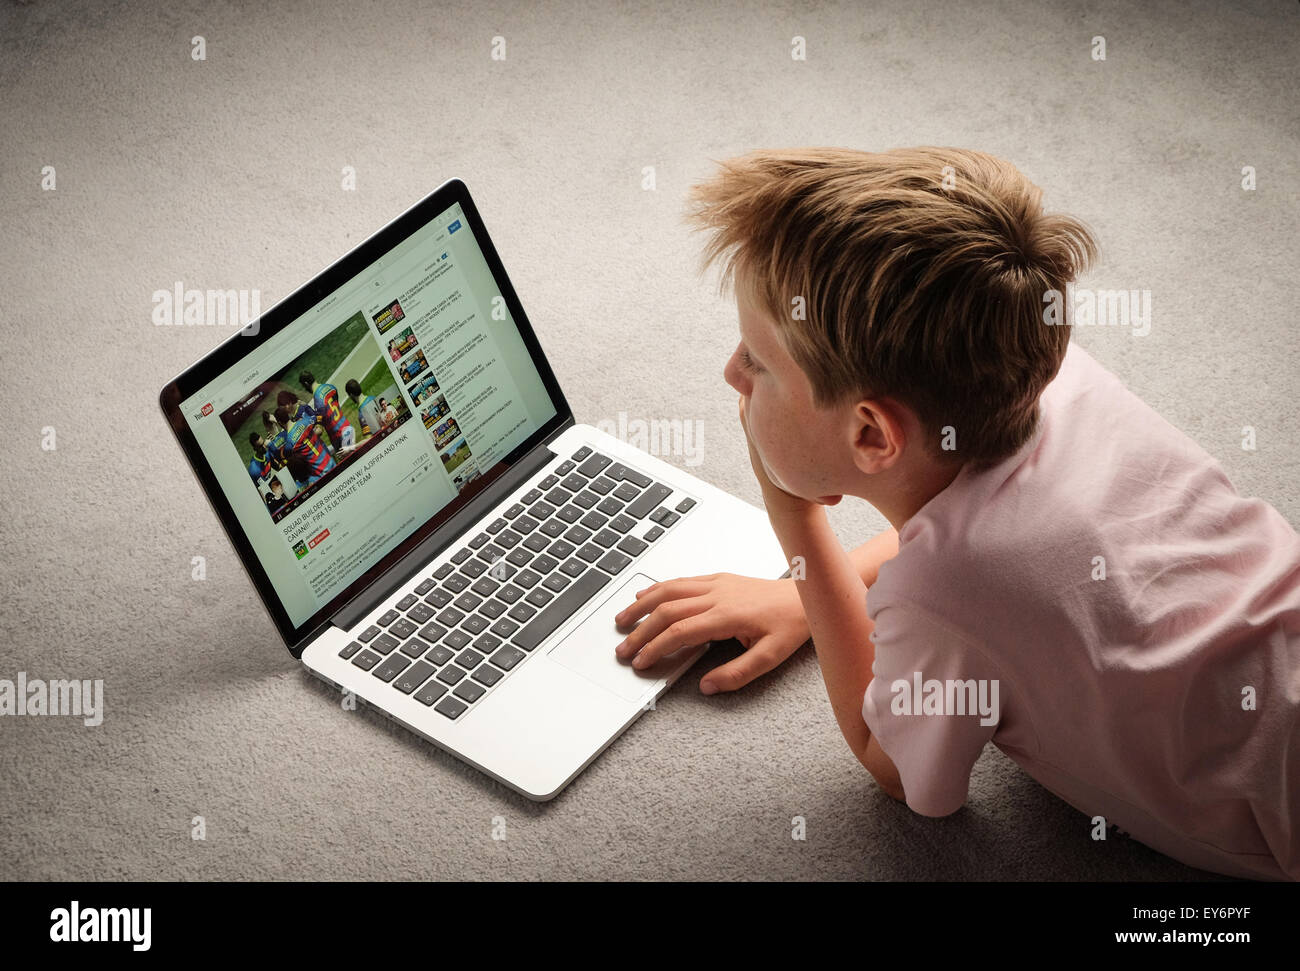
[{"left": 160, "top": 178, "right": 788, "bottom": 800}]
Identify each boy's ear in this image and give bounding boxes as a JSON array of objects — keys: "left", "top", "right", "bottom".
[{"left": 850, "top": 397, "right": 908, "bottom": 474}]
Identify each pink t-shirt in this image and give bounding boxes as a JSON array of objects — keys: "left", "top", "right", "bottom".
[{"left": 862, "top": 341, "right": 1300, "bottom": 881}]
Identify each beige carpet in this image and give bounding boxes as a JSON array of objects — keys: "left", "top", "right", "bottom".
[{"left": 1, "top": 0, "right": 1295, "bottom": 880}]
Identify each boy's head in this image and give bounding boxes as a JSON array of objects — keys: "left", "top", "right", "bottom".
[
  {"left": 689, "top": 146, "right": 1097, "bottom": 506},
  {"left": 270, "top": 478, "right": 283, "bottom": 494},
  {"left": 345, "top": 378, "right": 362, "bottom": 401}
]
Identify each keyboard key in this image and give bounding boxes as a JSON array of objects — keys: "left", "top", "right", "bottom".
[
  {"left": 407, "top": 602, "right": 435, "bottom": 624},
  {"left": 548, "top": 540, "right": 576, "bottom": 560},
  {"left": 357, "top": 625, "right": 381, "bottom": 643},
  {"left": 396, "top": 594, "right": 418, "bottom": 611},
  {"left": 608, "top": 514, "right": 636, "bottom": 534},
  {"left": 571, "top": 446, "right": 592, "bottom": 461},
  {"left": 565, "top": 524, "right": 593, "bottom": 545},
  {"left": 479, "top": 598, "right": 506, "bottom": 619},
  {"left": 543, "top": 572, "right": 571, "bottom": 592},
  {"left": 545, "top": 487, "right": 572, "bottom": 506},
  {"left": 523, "top": 532, "right": 551, "bottom": 552},
  {"left": 454, "top": 592, "right": 483, "bottom": 612},
  {"left": 434, "top": 696, "right": 468, "bottom": 720},
  {"left": 496, "top": 529, "right": 522, "bottom": 549},
  {"left": 521, "top": 488, "right": 543, "bottom": 505},
  {"left": 541, "top": 518, "right": 568, "bottom": 537},
  {"left": 588, "top": 476, "right": 615, "bottom": 496},
  {"left": 450, "top": 548, "right": 471, "bottom": 564},
  {"left": 414, "top": 679, "right": 449, "bottom": 706},
  {"left": 443, "top": 573, "right": 471, "bottom": 594},
  {"left": 508, "top": 602, "right": 538, "bottom": 623},
  {"left": 436, "top": 664, "right": 469, "bottom": 686},
  {"left": 490, "top": 645, "right": 526, "bottom": 671},
  {"left": 532, "top": 554, "right": 559, "bottom": 574},
  {"left": 486, "top": 517, "right": 507, "bottom": 534},
  {"left": 414, "top": 579, "right": 437, "bottom": 595},
  {"left": 460, "top": 558, "right": 488, "bottom": 579},
  {"left": 644, "top": 525, "right": 664, "bottom": 542},
  {"left": 377, "top": 609, "right": 400, "bottom": 627},
  {"left": 580, "top": 511, "right": 608, "bottom": 531},
  {"left": 472, "top": 663, "right": 504, "bottom": 687},
  {"left": 556, "top": 505, "right": 583, "bottom": 523},
  {"left": 478, "top": 543, "right": 505, "bottom": 563},
  {"left": 454, "top": 679, "right": 487, "bottom": 704},
  {"left": 531, "top": 501, "right": 557, "bottom": 519},
  {"left": 471, "top": 576, "right": 500, "bottom": 597},
  {"left": 577, "top": 543, "right": 604, "bottom": 564},
  {"left": 571, "top": 491, "right": 598, "bottom": 510},
  {"left": 675, "top": 497, "right": 696, "bottom": 513},
  {"left": 437, "top": 607, "right": 466, "bottom": 627},
  {"left": 577, "top": 453, "right": 612, "bottom": 477},
  {"left": 495, "top": 584, "right": 523, "bottom": 604},
  {"left": 468, "top": 533, "right": 490, "bottom": 549},
  {"left": 490, "top": 617, "right": 520, "bottom": 638},
  {"left": 596, "top": 550, "right": 633, "bottom": 575},
  {"left": 556, "top": 460, "right": 576, "bottom": 476},
  {"left": 659, "top": 510, "right": 681, "bottom": 527},
  {"left": 461, "top": 614, "right": 489, "bottom": 635},
  {"left": 513, "top": 568, "right": 541, "bottom": 589},
  {"left": 607, "top": 463, "right": 652, "bottom": 488},
  {"left": 592, "top": 528, "right": 619, "bottom": 548},
  {"left": 373, "top": 654, "right": 411, "bottom": 683},
  {"left": 389, "top": 619, "right": 417, "bottom": 640},
  {"left": 338, "top": 641, "right": 363, "bottom": 660},
  {"left": 513, "top": 568, "right": 611, "bottom": 652},
  {"left": 627, "top": 483, "right": 673, "bottom": 519},
  {"left": 613, "top": 482, "right": 641, "bottom": 502},
  {"left": 424, "top": 588, "right": 452, "bottom": 609},
  {"left": 560, "top": 558, "right": 586, "bottom": 578},
  {"left": 539, "top": 474, "right": 560, "bottom": 490},
  {"left": 597, "top": 497, "right": 624, "bottom": 517},
  {"left": 400, "top": 636, "right": 431, "bottom": 659},
  {"left": 617, "top": 535, "right": 648, "bottom": 557},
  {"left": 561, "top": 473, "right": 588, "bottom": 493},
  {"left": 351, "top": 649, "right": 382, "bottom": 670},
  {"left": 419, "top": 621, "right": 449, "bottom": 643},
  {"left": 485, "top": 560, "right": 517, "bottom": 582},
  {"left": 473, "top": 632, "right": 503, "bottom": 654},
  {"left": 525, "top": 587, "right": 554, "bottom": 608},
  {"left": 504, "top": 503, "right": 525, "bottom": 519},
  {"left": 513, "top": 515, "right": 539, "bottom": 534},
  {"left": 393, "top": 661, "right": 436, "bottom": 694},
  {"left": 456, "top": 648, "right": 486, "bottom": 669},
  {"left": 504, "top": 549, "right": 531, "bottom": 570},
  {"left": 424, "top": 644, "right": 455, "bottom": 665},
  {"left": 443, "top": 629, "right": 471, "bottom": 650},
  {"left": 434, "top": 562, "right": 455, "bottom": 578},
  {"left": 371, "top": 633, "right": 400, "bottom": 654}
]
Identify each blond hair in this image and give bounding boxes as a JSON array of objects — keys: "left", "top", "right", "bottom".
[{"left": 685, "top": 146, "right": 1098, "bottom": 467}]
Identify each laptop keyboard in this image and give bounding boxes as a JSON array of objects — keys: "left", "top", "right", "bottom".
[{"left": 336, "top": 446, "right": 699, "bottom": 721}]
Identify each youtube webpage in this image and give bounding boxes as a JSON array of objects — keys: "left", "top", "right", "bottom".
[{"left": 181, "top": 203, "right": 556, "bottom": 628}]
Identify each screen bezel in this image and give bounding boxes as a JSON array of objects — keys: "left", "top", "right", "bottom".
[{"left": 159, "top": 178, "right": 572, "bottom": 657}]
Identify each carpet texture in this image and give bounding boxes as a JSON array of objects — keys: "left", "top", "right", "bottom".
[{"left": 1, "top": 0, "right": 1295, "bottom": 881}]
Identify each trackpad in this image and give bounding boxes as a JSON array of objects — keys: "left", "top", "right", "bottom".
[{"left": 548, "top": 572, "right": 689, "bottom": 702}]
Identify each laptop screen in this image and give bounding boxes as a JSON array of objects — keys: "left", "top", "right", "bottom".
[{"left": 177, "top": 197, "right": 558, "bottom": 632}]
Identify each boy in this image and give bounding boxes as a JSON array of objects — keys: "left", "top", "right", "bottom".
[{"left": 613, "top": 147, "right": 1299, "bottom": 881}]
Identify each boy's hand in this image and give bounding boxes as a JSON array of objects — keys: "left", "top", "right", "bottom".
[
  {"left": 614, "top": 573, "right": 810, "bottom": 694},
  {"left": 737, "top": 397, "right": 836, "bottom": 517}
]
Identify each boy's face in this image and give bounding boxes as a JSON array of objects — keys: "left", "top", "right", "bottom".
[{"left": 723, "top": 266, "right": 861, "bottom": 505}]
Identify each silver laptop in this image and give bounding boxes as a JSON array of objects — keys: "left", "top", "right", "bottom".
[{"left": 160, "top": 178, "right": 788, "bottom": 800}]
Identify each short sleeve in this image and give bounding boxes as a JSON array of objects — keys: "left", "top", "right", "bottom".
[{"left": 862, "top": 599, "right": 1006, "bottom": 816}]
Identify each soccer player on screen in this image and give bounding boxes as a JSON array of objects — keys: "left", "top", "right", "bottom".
[
  {"left": 299, "top": 370, "right": 355, "bottom": 451},
  {"left": 274, "top": 404, "right": 335, "bottom": 484},
  {"left": 345, "top": 379, "right": 384, "bottom": 440}
]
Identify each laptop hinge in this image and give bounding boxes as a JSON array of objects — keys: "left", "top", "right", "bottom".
[{"left": 328, "top": 419, "right": 574, "bottom": 634}]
